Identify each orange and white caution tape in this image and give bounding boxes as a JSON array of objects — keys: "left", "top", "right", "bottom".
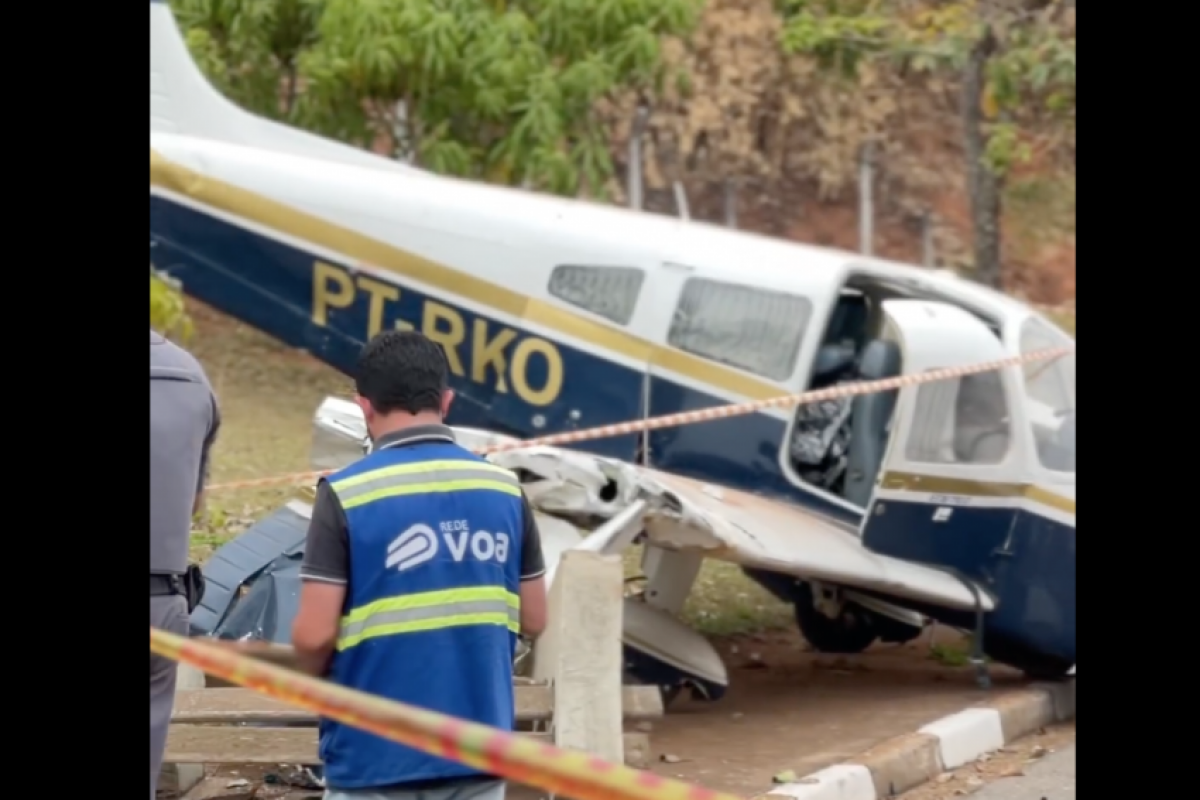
[
  {"left": 151, "top": 627, "right": 743, "bottom": 800},
  {"left": 207, "top": 345, "right": 1073, "bottom": 494}
]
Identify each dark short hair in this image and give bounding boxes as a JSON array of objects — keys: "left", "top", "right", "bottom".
[{"left": 354, "top": 331, "right": 448, "bottom": 415}]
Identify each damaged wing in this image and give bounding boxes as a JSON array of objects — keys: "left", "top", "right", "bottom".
[{"left": 493, "top": 446, "right": 995, "bottom": 614}]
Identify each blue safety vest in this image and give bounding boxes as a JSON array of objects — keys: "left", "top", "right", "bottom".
[{"left": 318, "top": 440, "right": 525, "bottom": 790}]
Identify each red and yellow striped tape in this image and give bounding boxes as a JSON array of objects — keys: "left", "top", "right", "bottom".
[
  {"left": 151, "top": 627, "right": 743, "bottom": 800},
  {"left": 206, "top": 345, "right": 1073, "bottom": 494}
]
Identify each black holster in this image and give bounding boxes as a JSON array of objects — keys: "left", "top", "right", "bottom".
[
  {"left": 153, "top": 566, "right": 206, "bottom": 613},
  {"left": 181, "top": 564, "right": 206, "bottom": 613}
]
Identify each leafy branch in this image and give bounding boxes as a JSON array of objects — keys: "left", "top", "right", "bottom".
[
  {"left": 172, "top": 0, "right": 702, "bottom": 197},
  {"left": 779, "top": 0, "right": 1076, "bottom": 175}
]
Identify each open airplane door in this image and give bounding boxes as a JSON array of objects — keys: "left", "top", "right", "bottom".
[
  {"left": 859, "top": 300, "right": 1076, "bottom": 677},
  {"left": 859, "top": 299, "right": 1026, "bottom": 591}
]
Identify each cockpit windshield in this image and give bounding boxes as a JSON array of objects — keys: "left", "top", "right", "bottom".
[{"left": 1018, "top": 317, "right": 1076, "bottom": 473}]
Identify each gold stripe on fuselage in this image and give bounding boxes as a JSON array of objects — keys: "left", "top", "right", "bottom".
[
  {"left": 150, "top": 149, "right": 784, "bottom": 402},
  {"left": 879, "top": 471, "right": 1076, "bottom": 517}
]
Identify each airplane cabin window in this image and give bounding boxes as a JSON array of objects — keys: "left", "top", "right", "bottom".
[
  {"left": 1019, "top": 318, "right": 1076, "bottom": 473},
  {"left": 905, "top": 372, "right": 1012, "bottom": 466},
  {"left": 668, "top": 278, "right": 811, "bottom": 381},
  {"left": 548, "top": 265, "right": 646, "bottom": 325}
]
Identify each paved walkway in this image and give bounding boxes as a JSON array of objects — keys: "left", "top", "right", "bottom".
[{"left": 970, "top": 744, "right": 1075, "bottom": 800}]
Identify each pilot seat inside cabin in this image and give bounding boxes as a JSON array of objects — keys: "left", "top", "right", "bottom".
[{"left": 785, "top": 280, "right": 1012, "bottom": 510}]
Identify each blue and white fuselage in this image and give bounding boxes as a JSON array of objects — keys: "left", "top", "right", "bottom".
[{"left": 152, "top": 0, "right": 1075, "bottom": 681}]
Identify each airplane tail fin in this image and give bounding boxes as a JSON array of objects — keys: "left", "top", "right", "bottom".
[
  {"left": 150, "top": 0, "right": 418, "bottom": 171},
  {"left": 150, "top": 0, "right": 244, "bottom": 138}
]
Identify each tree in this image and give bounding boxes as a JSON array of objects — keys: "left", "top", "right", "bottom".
[
  {"left": 176, "top": 0, "right": 322, "bottom": 120},
  {"left": 171, "top": 0, "right": 701, "bottom": 197},
  {"left": 781, "top": 0, "right": 1076, "bottom": 287}
]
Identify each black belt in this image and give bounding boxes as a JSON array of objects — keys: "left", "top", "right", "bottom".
[
  {"left": 150, "top": 573, "right": 184, "bottom": 596},
  {"left": 152, "top": 567, "right": 207, "bottom": 612}
]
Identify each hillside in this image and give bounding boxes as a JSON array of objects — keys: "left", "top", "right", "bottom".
[{"left": 596, "top": 0, "right": 1076, "bottom": 303}]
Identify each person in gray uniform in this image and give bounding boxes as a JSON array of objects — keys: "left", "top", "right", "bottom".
[{"left": 150, "top": 330, "right": 220, "bottom": 800}]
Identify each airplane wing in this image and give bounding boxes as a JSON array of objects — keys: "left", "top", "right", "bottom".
[
  {"left": 307, "top": 401, "right": 992, "bottom": 614},
  {"left": 491, "top": 446, "right": 995, "bottom": 614}
]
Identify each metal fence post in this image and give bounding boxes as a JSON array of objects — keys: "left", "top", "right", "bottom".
[
  {"left": 859, "top": 143, "right": 875, "bottom": 256},
  {"left": 627, "top": 104, "right": 650, "bottom": 210}
]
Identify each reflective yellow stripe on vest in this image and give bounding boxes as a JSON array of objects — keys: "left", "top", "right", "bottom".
[
  {"left": 329, "top": 459, "right": 521, "bottom": 510},
  {"left": 338, "top": 585, "right": 521, "bottom": 651}
]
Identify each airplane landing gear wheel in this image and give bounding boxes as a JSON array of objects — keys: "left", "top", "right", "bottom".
[
  {"left": 873, "top": 614, "right": 924, "bottom": 646},
  {"left": 792, "top": 582, "right": 878, "bottom": 654}
]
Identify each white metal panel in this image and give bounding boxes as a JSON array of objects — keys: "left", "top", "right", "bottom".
[{"left": 876, "top": 299, "right": 1029, "bottom": 486}]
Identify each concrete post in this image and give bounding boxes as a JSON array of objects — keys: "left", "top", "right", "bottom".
[
  {"left": 532, "top": 550, "right": 625, "bottom": 766},
  {"left": 159, "top": 663, "right": 206, "bottom": 794}
]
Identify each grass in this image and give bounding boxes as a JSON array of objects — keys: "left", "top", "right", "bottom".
[
  {"left": 186, "top": 302, "right": 346, "bottom": 561},
  {"left": 184, "top": 301, "right": 791, "bottom": 637},
  {"left": 1007, "top": 175, "right": 1077, "bottom": 239},
  {"left": 928, "top": 642, "right": 971, "bottom": 667}
]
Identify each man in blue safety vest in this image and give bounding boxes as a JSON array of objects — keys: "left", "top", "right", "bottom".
[{"left": 293, "top": 330, "right": 548, "bottom": 800}]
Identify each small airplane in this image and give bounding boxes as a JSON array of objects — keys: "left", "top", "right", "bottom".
[{"left": 151, "top": 0, "right": 1075, "bottom": 699}]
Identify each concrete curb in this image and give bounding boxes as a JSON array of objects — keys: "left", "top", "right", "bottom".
[{"left": 752, "top": 681, "right": 1076, "bottom": 800}]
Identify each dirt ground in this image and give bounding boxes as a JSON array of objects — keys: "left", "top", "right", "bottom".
[
  {"left": 170, "top": 626, "right": 1032, "bottom": 800},
  {"left": 637, "top": 626, "right": 1019, "bottom": 796}
]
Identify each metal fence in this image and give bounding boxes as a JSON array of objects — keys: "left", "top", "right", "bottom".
[{"left": 621, "top": 107, "right": 939, "bottom": 269}]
